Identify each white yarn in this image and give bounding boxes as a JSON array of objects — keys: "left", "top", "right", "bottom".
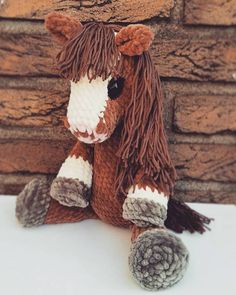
[
  {"left": 67, "top": 76, "right": 109, "bottom": 143},
  {"left": 57, "top": 156, "right": 92, "bottom": 187},
  {"left": 127, "top": 186, "right": 169, "bottom": 209}
]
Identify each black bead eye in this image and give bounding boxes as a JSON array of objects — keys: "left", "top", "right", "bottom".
[{"left": 107, "top": 77, "right": 125, "bottom": 100}]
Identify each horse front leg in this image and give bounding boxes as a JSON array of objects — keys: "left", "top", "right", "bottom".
[
  {"left": 16, "top": 141, "right": 94, "bottom": 227},
  {"left": 50, "top": 141, "right": 94, "bottom": 208},
  {"left": 16, "top": 177, "right": 97, "bottom": 227}
]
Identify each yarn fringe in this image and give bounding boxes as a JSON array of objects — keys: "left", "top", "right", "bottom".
[
  {"left": 115, "top": 53, "right": 176, "bottom": 198},
  {"left": 165, "top": 198, "right": 213, "bottom": 234},
  {"left": 56, "top": 22, "right": 121, "bottom": 82}
]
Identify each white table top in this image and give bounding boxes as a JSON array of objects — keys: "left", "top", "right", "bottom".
[{"left": 0, "top": 196, "right": 235, "bottom": 295}]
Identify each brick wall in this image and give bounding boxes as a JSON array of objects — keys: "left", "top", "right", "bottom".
[{"left": 0, "top": 0, "right": 235, "bottom": 203}]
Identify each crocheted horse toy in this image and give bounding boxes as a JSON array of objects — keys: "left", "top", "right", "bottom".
[{"left": 16, "top": 13, "right": 211, "bottom": 291}]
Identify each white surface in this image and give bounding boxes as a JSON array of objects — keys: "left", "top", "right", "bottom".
[{"left": 0, "top": 196, "right": 235, "bottom": 295}]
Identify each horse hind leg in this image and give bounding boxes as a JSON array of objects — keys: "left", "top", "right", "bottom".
[{"left": 16, "top": 178, "right": 97, "bottom": 227}]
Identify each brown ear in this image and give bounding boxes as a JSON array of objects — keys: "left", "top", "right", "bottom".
[
  {"left": 45, "top": 12, "right": 83, "bottom": 45},
  {"left": 115, "top": 24, "right": 154, "bottom": 56}
]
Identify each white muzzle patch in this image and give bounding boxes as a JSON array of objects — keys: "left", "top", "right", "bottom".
[{"left": 67, "top": 76, "right": 109, "bottom": 143}]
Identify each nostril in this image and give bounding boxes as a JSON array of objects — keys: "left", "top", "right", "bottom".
[{"left": 107, "top": 77, "right": 125, "bottom": 100}]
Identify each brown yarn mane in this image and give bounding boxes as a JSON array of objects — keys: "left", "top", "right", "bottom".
[
  {"left": 56, "top": 22, "right": 121, "bottom": 82},
  {"left": 115, "top": 52, "right": 177, "bottom": 198}
]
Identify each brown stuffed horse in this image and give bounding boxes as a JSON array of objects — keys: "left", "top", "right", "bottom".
[{"left": 16, "top": 13, "right": 211, "bottom": 291}]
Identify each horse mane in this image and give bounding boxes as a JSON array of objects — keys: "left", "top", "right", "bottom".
[
  {"left": 56, "top": 22, "right": 121, "bottom": 82},
  {"left": 115, "top": 52, "right": 177, "bottom": 198}
]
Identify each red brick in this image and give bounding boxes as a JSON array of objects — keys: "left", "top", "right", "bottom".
[
  {"left": 184, "top": 0, "right": 236, "bottom": 26},
  {"left": 174, "top": 95, "right": 236, "bottom": 134},
  {"left": 0, "top": 140, "right": 74, "bottom": 174},
  {"left": 0, "top": 0, "right": 174, "bottom": 22}
]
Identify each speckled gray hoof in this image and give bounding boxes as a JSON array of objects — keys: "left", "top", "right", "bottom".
[
  {"left": 123, "top": 197, "right": 167, "bottom": 227},
  {"left": 16, "top": 178, "right": 51, "bottom": 227},
  {"left": 50, "top": 177, "right": 91, "bottom": 208},
  {"left": 129, "top": 229, "right": 189, "bottom": 290}
]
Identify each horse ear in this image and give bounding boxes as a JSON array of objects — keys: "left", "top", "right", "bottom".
[
  {"left": 45, "top": 12, "right": 83, "bottom": 45},
  {"left": 115, "top": 24, "right": 154, "bottom": 56}
]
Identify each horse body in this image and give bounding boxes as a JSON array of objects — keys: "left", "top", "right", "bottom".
[{"left": 92, "top": 128, "right": 131, "bottom": 227}]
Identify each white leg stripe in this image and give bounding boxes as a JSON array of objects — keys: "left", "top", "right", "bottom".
[
  {"left": 57, "top": 156, "right": 92, "bottom": 187},
  {"left": 127, "top": 186, "right": 169, "bottom": 209}
]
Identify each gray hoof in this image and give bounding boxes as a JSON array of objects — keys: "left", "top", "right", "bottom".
[
  {"left": 16, "top": 178, "right": 51, "bottom": 227},
  {"left": 50, "top": 177, "right": 91, "bottom": 208},
  {"left": 129, "top": 229, "right": 189, "bottom": 290},
  {"left": 123, "top": 197, "right": 167, "bottom": 227}
]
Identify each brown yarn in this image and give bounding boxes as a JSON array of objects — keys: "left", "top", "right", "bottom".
[
  {"left": 45, "top": 12, "right": 83, "bottom": 45},
  {"left": 56, "top": 22, "right": 122, "bottom": 82},
  {"left": 115, "top": 52, "right": 177, "bottom": 198},
  {"left": 165, "top": 198, "right": 213, "bottom": 234},
  {"left": 115, "top": 24, "right": 154, "bottom": 56},
  {"left": 45, "top": 199, "right": 98, "bottom": 224},
  {"left": 130, "top": 224, "right": 155, "bottom": 242}
]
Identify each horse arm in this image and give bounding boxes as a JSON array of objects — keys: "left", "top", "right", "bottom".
[
  {"left": 50, "top": 141, "right": 94, "bottom": 208},
  {"left": 122, "top": 173, "right": 169, "bottom": 228}
]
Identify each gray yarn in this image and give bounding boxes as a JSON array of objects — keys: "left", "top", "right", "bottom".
[
  {"left": 50, "top": 177, "right": 91, "bottom": 208},
  {"left": 129, "top": 229, "right": 189, "bottom": 290},
  {"left": 123, "top": 198, "right": 167, "bottom": 227},
  {"left": 16, "top": 178, "right": 51, "bottom": 227}
]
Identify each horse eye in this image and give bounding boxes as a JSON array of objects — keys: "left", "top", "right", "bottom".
[{"left": 107, "top": 77, "right": 125, "bottom": 100}]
